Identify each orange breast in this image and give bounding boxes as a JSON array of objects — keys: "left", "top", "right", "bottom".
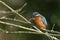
[{"left": 35, "top": 16, "right": 46, "bottom": 29}]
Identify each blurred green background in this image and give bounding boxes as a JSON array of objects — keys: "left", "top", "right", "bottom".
[{"left": 0, "top": 0, "right": 60, "bottom": 40}]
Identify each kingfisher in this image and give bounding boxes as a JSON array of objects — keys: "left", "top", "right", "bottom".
[{"left": 29, "top": 12, "right": 48, "bottom": 30}]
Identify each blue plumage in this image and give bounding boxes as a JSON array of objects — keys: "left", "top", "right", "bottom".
[{"left": 32, "top": 12, "right": 48, "bottom": 26}]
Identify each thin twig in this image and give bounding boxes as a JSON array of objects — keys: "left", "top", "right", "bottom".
[
  {"left": 5, "top": 31, "right": 39, "bottom": 34},
  {"left": 16, "top": 3, "right": 27, "bottom": 12},
  {"left": 50, "top": 34, "right": 60, "bottom": 36},
  {"left": 0, "top": 11, "right": 11, "bottom": 13},
  {"left": 45, "top": 33, "right": 59, "bottom": 40},
  {"left": 0, "top": 17, "right": 28, "bottom": 23},
  {"left": 51, "top": 24, "right": 55, "bottom": 32},
  {"left": 0, "top": 10, "right": 25, "bottom": 14},
  {"left": 0, "top": 28, "right": 7, "bottom": 32},
  {"left": 44, "top": 29, "right": 60, "bottom": 34}
]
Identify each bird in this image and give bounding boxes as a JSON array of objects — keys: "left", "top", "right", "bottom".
[{"left": 29, "top": 12, "right": 48, "bottom": 30}]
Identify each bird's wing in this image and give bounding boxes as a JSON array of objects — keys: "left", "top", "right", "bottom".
[{"left": 40, "top": 15, "right": 48, "bottom": 26}]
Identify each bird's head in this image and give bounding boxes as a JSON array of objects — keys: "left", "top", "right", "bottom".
[{"left": 32, "top": 12, "right": 40, "bottom": 17}]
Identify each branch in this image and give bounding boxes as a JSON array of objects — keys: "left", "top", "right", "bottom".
[
  {"left": 0, "top": 17, "right": 28, "bottom": 23},
  {"left": 0, "top": 28, "right": 7, "bottom": 32},
  {"left": 5, "top": 31, "right": 39, "bottom": 34},
  {"left": 45, "top": 33, "right": 59, "bottom": 40},
  {"left": 5, "top": 30, "right": 60, "bottom": 40},
  {"left": 50, "top": 34, "right": 60, "bottom": 36},
  {"left": 6, "top": 31, "right": 60, "bottom": 36},
  {"left": 16, "top": 3, "right": 27, "bottom": 12},
  {"left": 0, "top": 10, "right": 25, "bottom": 14},
  {"left": 51, "top": 24, "right": 55, "bottom": 31},
  {"left": 0, "top": 11, "right": 11, "bottom": 13},
  {"left": 44, "top": 29, "right": 60, "bottom": 34}
]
